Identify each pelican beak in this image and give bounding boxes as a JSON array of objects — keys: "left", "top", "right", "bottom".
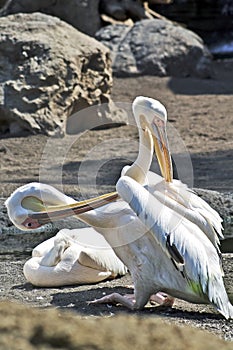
[
  {"left": 23, "top": 192, "right": 119, "bottom": 225},
  {"left": 149, "top": 116, "right": 173, "bottom": 183}
]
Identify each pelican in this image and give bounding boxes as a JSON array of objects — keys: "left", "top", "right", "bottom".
[
  {"left": 5, "top": 96, "right": 233, "bottom": 318},
  {"left": 5, "top": 183, "right": 127, "bottom": 286},
  {"left": 24, "top": 227, "right": 127, "bottom": 287}
]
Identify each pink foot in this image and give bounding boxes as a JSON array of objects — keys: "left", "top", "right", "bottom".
[
  {"left": 150, "top": 292, "right": 175, "bottom": 307},
  {"left": 87, "top": 292, "right": 174, "bottom": 310},
  {"left": 88, "top": 292, "right": 135, "bottom": 309}
]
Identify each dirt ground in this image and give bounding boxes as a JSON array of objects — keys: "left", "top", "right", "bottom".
[{"left": 0, "top": 59, "right": 233, "bottom": 344}]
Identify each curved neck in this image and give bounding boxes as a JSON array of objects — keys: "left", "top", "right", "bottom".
[
  {"left": 78, "top": 203, "right": 131, "bottom": 230},
  {"left": 124, "top": 127, "right": 153, "bottom": 184}
]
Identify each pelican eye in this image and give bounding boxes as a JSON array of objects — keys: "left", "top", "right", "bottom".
[{"left": 22, "top": 217, "right": 41, "bottom": 229}]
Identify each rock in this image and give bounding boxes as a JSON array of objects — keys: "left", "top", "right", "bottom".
[
  {"left": 0, "top": 0, "right": 101, "bottom": 36},
  {"left": 194, "top": 188, "right": 233, "bottom": 238},
  {"left": 100, "top": 0, "right": 148, "bottom": 21},
  {"left": 95, "top": 19, "right": 212, "bottom": 78},
  {"left": 0, "top": 13, "right": 126, "bottom": 136},
  {"left": 0, "top": 301, "right": 232, "bottom": 350}
]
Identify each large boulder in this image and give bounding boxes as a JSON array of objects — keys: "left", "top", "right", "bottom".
[
  {"left": 0, "top": 13, "right": 125, "bottom": 136},
  {"left": 0, "top": 0, "right": 101, "bottom": 36},
  {"left": 95, "top": 19, "right": 212, "bottom": 78}
]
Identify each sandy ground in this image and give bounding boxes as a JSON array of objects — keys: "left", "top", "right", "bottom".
[
  {"left": 0, "top": 59, "right": 233, "bottom": 344},
  {"left": 1, "top": 301, "right": 233, "bottom": 350}
]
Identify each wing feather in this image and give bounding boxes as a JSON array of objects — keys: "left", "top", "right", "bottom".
[{"left": 149, "top": 179, "right": 223, "bottom": 251}]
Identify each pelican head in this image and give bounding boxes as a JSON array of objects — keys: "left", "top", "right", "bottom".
[
  {"left": 132, "top": 96, "right": 167, "bottom": 125},
  {"left": 5, "top": 183, "right": 73, "bottom": 230},
  {"left": 5, "top": 183, "right": 118, "bottom": 230},
  {"left": 132, "top": 96, "right": 172, "bottom": 182}
]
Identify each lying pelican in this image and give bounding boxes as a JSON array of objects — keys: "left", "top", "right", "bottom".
[
  {"left": 24, "top": 228, "right": 127, "bottom": 287},
  {"left": 6, "top": 96, "right": 232, "bottom": 318},
  {"left": 6, "top": 182, "right": 127, "bottom": 286}
]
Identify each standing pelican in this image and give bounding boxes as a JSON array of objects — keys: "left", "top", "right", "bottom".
[
  {"left": 112, "top": 175, "right": 233, "bottom": 318},
  {"left": 87, "top": 96, "right": 232, "bottom": 318},
  {"left": 6, "top": 96, "right": 232, "bottom": 318}
]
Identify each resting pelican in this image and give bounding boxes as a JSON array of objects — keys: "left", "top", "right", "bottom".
[
  {"left": 6, "top": 96, "right": 232, "bottom": 318},
  {"left": 6, "top": 183, "right": 127, "bottom": 286},
  {"left": 24, "top": 228, "right": 127, "bottom": 287}
]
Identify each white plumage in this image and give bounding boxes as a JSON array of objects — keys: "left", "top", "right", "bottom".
[{"left": 24, "top": 227, "right": 127, "bottom": 287}]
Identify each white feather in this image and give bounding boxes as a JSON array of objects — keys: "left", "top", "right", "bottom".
[{"left": 24, "top": 227, "right": 127, "bottom": 287}]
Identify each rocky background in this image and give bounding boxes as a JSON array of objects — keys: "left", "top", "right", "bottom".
[{"left": 0, "top": 0, "right": 232, "bottom": 136}]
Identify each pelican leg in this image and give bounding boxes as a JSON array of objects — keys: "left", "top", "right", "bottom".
[
  {"left": 88, "top": 293, "right": 136, "bottom": 309},
  {"left": 88, "top": 291, "right": 174, "bottom": 310},
  {"left": 149, "top": 292, "right": 175, "bottom": 307}
]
